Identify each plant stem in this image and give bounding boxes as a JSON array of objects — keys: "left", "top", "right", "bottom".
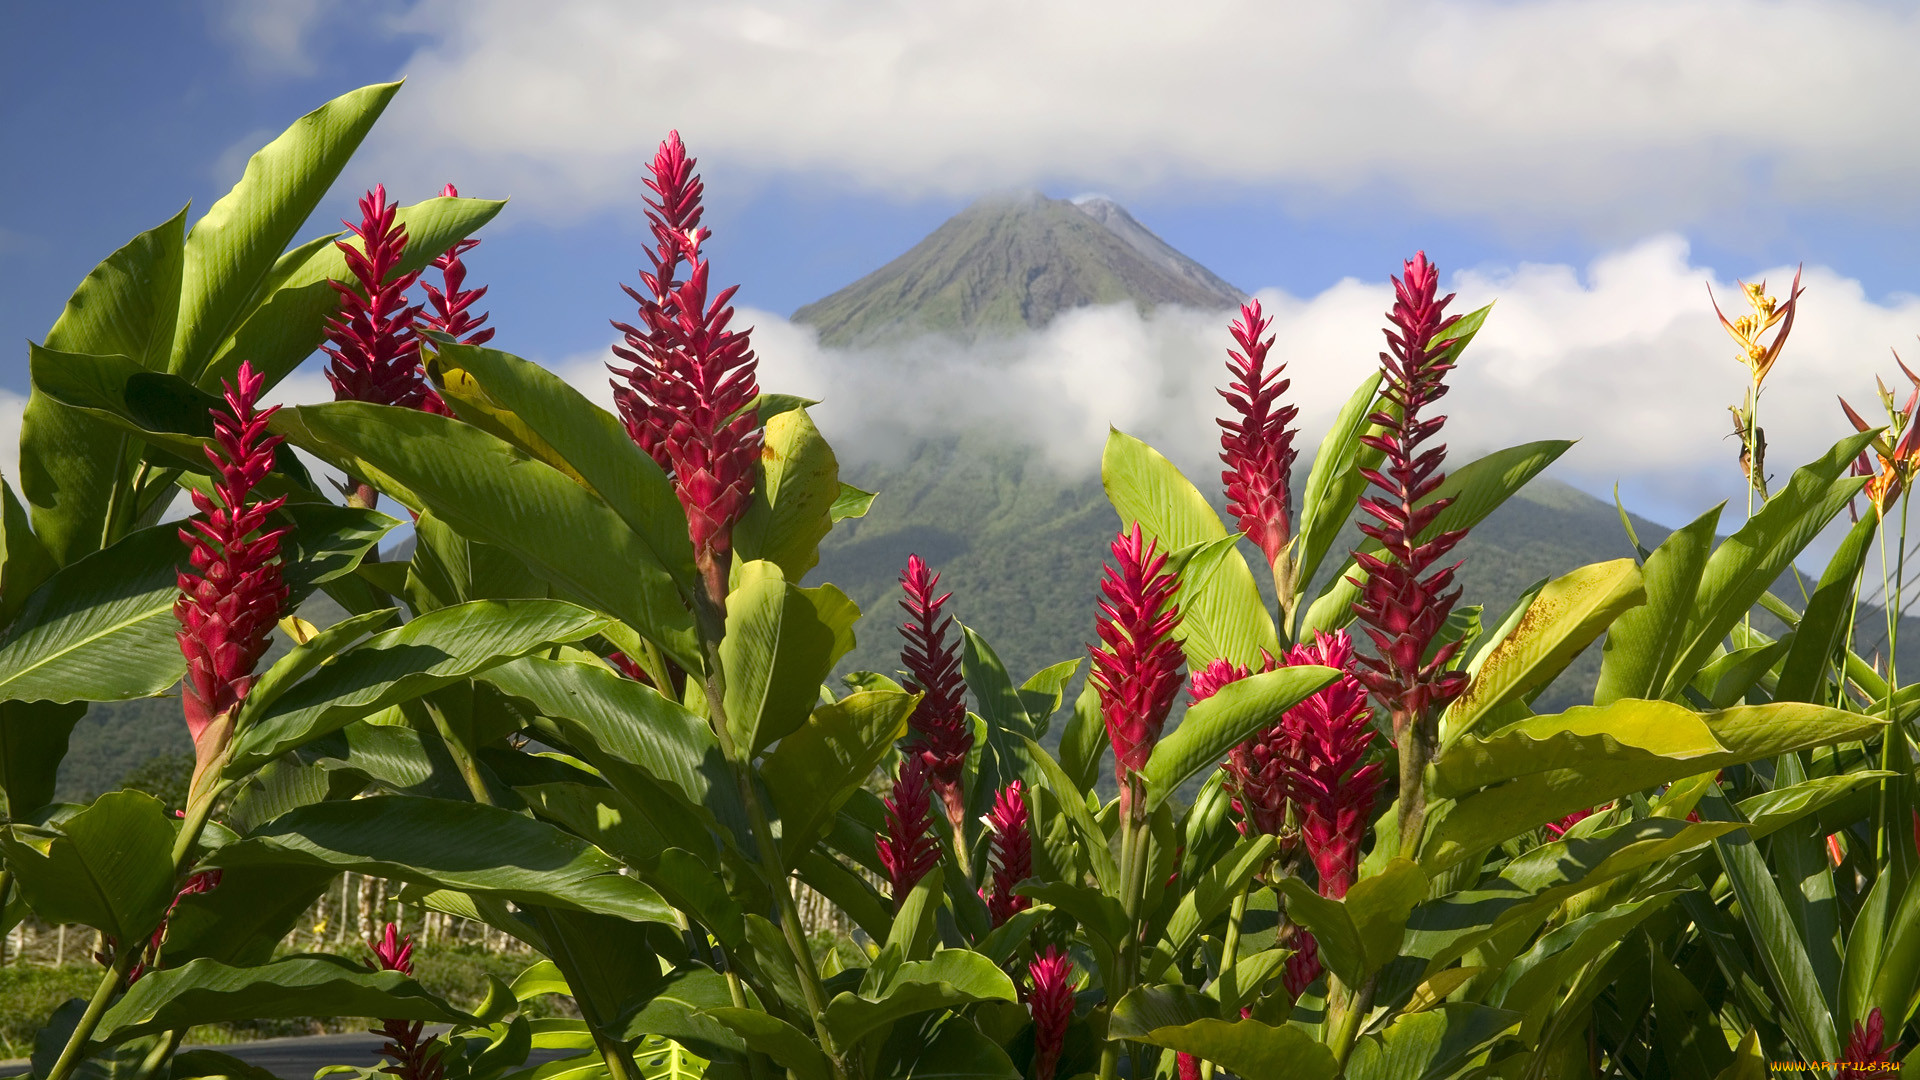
[
  {"left": 1098, "top": 783, "right": 1151, "bottom": 1080},
  {"left": 1396, "top": 727, "right": 1431, "bottom": 857},
  {"left": 1878, "top": 496, "right": 1913, "bottom": 863},
  {"left": 1199, "top": 884, "right": 1254, "bottom": 1080},
  {"left": 1325, "top": 973, "right": 1377, "bottom": 1067},
  {"left": 131, "top": 1029, "right": 185, "bottom": 1080},
  {"left": 45, "top": 949, "right": 142, "bottom": 1080}
]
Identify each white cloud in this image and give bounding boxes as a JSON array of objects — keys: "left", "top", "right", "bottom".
[
  {"left": 552, "top": 236, "right": 1919, "bottom": 542},
  {"left": 208, "top": 0, "right": 330, "bottom": 77},
  {"left": 0, "top": 390, "right": 25, "bottom": 498},
  {"left": 367, "top": 0, "right": 1920, "bottom": 229}
]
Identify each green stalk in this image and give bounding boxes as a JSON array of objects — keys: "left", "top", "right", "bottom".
[
  {"left": 1742, "top": 380, "right": 1760, "bottom": 638},
  {"left": 1199, "top": 884, "right": 1254, "bottom": 1080},
  {"left": 527, "top": 907, "right": 639, "bottom": 1080},
  {"left": 1097, "top": 784, "right": 1152, "bottom": 1080},
  {"left": 130, "top": 1029, "right": 186, "bottom": 1080},
  {"left": 1878, "top": 495, "right": 1912, "bottom": 863},
  {"left": 1325, "top": 974, "right": 1376, "bottom": 1066}
]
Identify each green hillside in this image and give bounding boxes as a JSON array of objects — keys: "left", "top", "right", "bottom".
[{"left": 790, "top": 192, "right": 1245, "bottom": 346}]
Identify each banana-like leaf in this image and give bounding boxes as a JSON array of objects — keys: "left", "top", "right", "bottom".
[
  {"left": 1057, "top": 681, "right": 1106, "bottom": 796},
  {"left": 24, "top": 207, "right": 187, "bottom": 565},
  {"left": 0, "top": 790, "right": 174, "bottom": 941},
  {"left": 1102, "top": 430, "right": 1278, "bottom": 668},
  {"left": 0, "top": 700, "right": 85, "bottom": 818},
  {"left": 1292, "top": 369, "right": 1387, "bottom": 614},
  {"left": 613, "top": 966, "right": 753, "bottom": 1057},
  {"left": 762, "top": 690, "right": 916, "bottom": 869},
  {"left": 96, "top": 956, "right": 472, "bottom": 1043},
  {"left": 735, "top": 408, "right": 840, "bottom": 581},
  {"left": 1140, "top": 665, "right": 1338, "bottom": 813},
  {"left": 159, "top": 864, "right": 335, "bottom": 968},
  {"left": 830, "top": 483, "right": 876, "bottom": 522},
  {"left": 959, "top": 624, "right": 1043, "bottom": 842},
  {"left": 0, "top": 479, "right": 57, "bottom": 630},
  {"left": 1492, "top": 891, "right": 1681, "bottom": 1044},
  {"left": 406, "top": 509, "right": 550, "bottom": 614},
  {"left": 1148, "top": 833, "right": 1277, "bottom": 980},
  {"left": 1432, "top": 701, "right": 1726, "bottom": 798},
  {"left": 1775, "top": 512, "right": 1878, "bottom": 703},
  {"left": 1594, "top": 504, "right": 1722, "bottom": 704},
  {"left": 1343, "top": 1003, "right": 1521, "bottom": 1080},
  {"left": 719, "top": 561, "right": 858, "bottom": 757},
  {"left": 821, "top": 951, "right": 1019, "bottom": 1046},
  {"left": 169, "top": 82, "right": 400, "bottom": 383},
  {"left": 210, "top": 795, "right": 677, "bottom": 924},
  {"left": 701, "top": 1008, "right": 832, "bottom": 1080},
  {"left": 1272, "top": 859, "right": 1427, "bottom": 986},
  {"left": 275, "top": 401, "right": 701, "bottom": 670},
  {"left": 1663, "top": 432, "right": 1874, "bottom": 698},
  {"left": 1018, "top": 735, "right": 1119, "bottom": 890},
  {"left": 870, "top": 1017, "right": 1021, "bottom": 1079},
  {"left": 1301, "top": 440, "right": 1573, "bottom": 634},
  {"left": 1440, "top": 559, "right": 1645, "bottom": 746},
  {"left": 1017, "top": 658, "right": 1082, "bottom": 734},
  {"left": 228, "top": 599, "right": 606, "bottom": 774},
  {"left": 1422, "top": 700, "right": 1883, "bottom": 871},
  {"left": 0, "top": 503, "right": 390, "bottom": 704},
  {"left": 1107, "top": 986, "right": 1337, "bottom": 1080}
]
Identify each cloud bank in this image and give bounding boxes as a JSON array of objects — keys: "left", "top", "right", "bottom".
[{"left": 356, "top": 0, "right": 1920, "bottom": 230}]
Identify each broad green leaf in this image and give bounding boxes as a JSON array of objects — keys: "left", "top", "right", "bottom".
[
  {"left": 170, "top": 82, "right": 400, "bottom": 383},
  {"left": 203, "top": 196, "right": 505, "bottom": 392},
  {"left": 1344, "top": 1003, "right": 1521, "bottom": 1080},
  {"left": 1057, "top": 681, "right": 1106, "bottom": 796},
  {"left": 1493, "top": 892, "right": 1679, "bottom": 1041},
  {"left": 512, "top": 961, "right": 573, "bottom": 1002},
  {"left": 1271, "top": 878, "right": 1366, "bottom": 987},
  {"left": 1102, "top": 428, "right": 1229, "bottom": 549},
  {"left": 274, "top": 401, "right": 701, "bottom": 670},
  {"left": 1866, "top": 864, "right": 1920, "bottom": 1048},
  {"left": 0, "top": 504, "right": 391, "bottom": 704},
  {"left": 1276, "top": 858, "right": 1426, "bottom": 986},
  {"left": 0, "top": 479, "right": 57, "bottom": 629},
  {"left": 736, "top": 408, "right": 840, "bottom": 580},
  {"left": 1163, "top": 535, "right": 1279, "bottom": 671},
  {"left": 702, "top": 1008, "right": 832, "bottom": 1080},
  {"left": 1594, "top": 504, "right": 1723, "bottom": 704},
  {"left": 872, "top": 1017, "right": 1020, "bottom": 1079},
  {"left": 1017, "top": 658, "right": 1082, "bottom": 732},
  {"left": 720, "top": 561, "right": 858, "bottom": 757},
  {"left": 1140, "top": 665, "right": 1338, "bottom": 812},
  {"left": 1441, "top": 559, "right": 1645, "bottom": 745},
  {"left": 427, "top": 341, "right": 695, "bottom": 594},
  {"left": 1018, "top": 735, "right": 1119, "bottom": 890},
  {"left": 614, "top": 966, "right": 753, "bottom": 1056},
  {"left": 1424, "top": 700, "right": 1883, "bottom": 872},
  {"left": 520, "top": 782, "right": 670, "bottom": 873},
  {"left": 1301, "top": 440, "right": 1573, "bottom": 634},
  {"left": 0, "top": 700, "right": 84, "bottom": 818},
  {"left": 1664, "top": 431, "right": 1875, "bottom": 697},
  {"left": 0, "top": 790, "right": 175, "bottom": 941},
  {"left": 831, "top": 483, "right": 876, "bottom": 522},
  {"left": 160, "top": 865, "right": 335, "bottom": 968},
  {"left": 97, "top": 956, "right": 470, "bottom": 1043},
  {"left": 1107, "top": 988, "right": 1337, "bottom": 1080},
  {"left": 887, "top": 865, "right": 946, "bottom": 962},
  {"left": 228, "top": 599, "right": 606, "bottom": 773},
  {"left": 1432, "top": 701, "right": 1725, "bottom": 797},
  {"left": 960, "top": 623, "right": 1038, "bottom": 840},
  {"left": 1775, "top": 512, "right": 1877, "bottom": 703},
  {"left": 210, "top": 795, "right": 677, "bottom": 924},
  {"left": 763, "top": 690, "right": 916, "bottom": 868},
  {"left": 1150, "top": 833, "right": 1277, "bottom": 979},
  {"left": 237, "top": 608, "right": 395, "bottom": 724},
  {"left": 406, "top": 509, "right": 549, "bottom": 614},
  {"left": 535, "top": 907, "right": 670, "bottom": 1029},
  {"left": 1293, "top": 369, "right": 1386, "bottom": 611},
  {"left": 24, "top": 207, "right": 187, "bottom": 565},
  {"left": 821, "top": 951, "right": 1019, "bottom": 1046}
]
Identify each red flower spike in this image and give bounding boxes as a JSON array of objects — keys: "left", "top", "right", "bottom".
[
  {"left": 1089, "top": 524, "right": 1185, "bottom": 817},
  {"left": 1200, "top": 656, "right": 1294, "bottom": 843},
  {"left": 876, "top": 755, "right": 942, "bottom": 908},
  {"left": 1841, "top": 1007, "right": 1896, "bottom": 1078},
  {"left": 609, "top": 132, "right": 760, "bottom": 604},
  {"left": 419, "top": 183, "right": 495, "bottom": 349},
  {"left": 1349, "top": 252, "right": 1470, "bottom": 742},
  {"left": 322, "top": 185, "right": 449, "bottom": 416},
  {"left": 1176, "top": 1053, "right": 1201, "bottom": 1080},
  {"left": 1546, "top": 807, "right": 1595, "bottom": 839},
  {"left": 1283, "top": 929, "right": 1322, "bottom": 997},
  {"left": 1027, "top": 947, "right": 1075, "bottom": 1080},
  {"left": 898, "top": 554, "right": 973, "bottom": 828},
  {"left": 367, "top": 923, "right": 444, "bottom": 1080},
  {"left": 1218, "top": 300, "right": 1299, "bottom": 571},
  {"left": 175, "top": 361, "right": 289, "bottom": 788},
  {"left": 1275, "top": 632, "right": 1384, "bottom": 900},
  {"left": 605, "top": 651, "right": 651, "bottom": 685},
  {"left": 982, "top": 781, "right": 1033, "bottom": 927}
]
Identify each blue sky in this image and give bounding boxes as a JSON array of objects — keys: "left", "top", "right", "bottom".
[{"left": 8, "top": 1, "right": 1920, "bottom": 535}]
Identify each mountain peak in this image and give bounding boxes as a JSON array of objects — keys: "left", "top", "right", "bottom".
[{"left": 792, "top": 193, "right": 1246, "bottom": 348}]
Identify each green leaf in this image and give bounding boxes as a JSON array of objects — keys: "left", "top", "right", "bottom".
[
  {"left": 887, "top": 865, "right": 946, "bottom": 962},
  {"left": 1664, "top": 432, "right": 1875, "bottom": 698},
  {"left": 0, "top": 479, "right": 57, "bottom": 630},
  {"left": 426, "top": 341, "right": 695, "bottom": 596},
  {"left": 97, "top": 955, "right": 470, "bottom": 1043},
  {"left": 1866, "top": 862, "right": 1920, "bottom": 1047},
  {"left": 1775, "top": 512, "right": 1878, "bottom": 703},
  {"left": 1163, "top": 535, "right": 1279, "bottom": 672},
  {"left": 1440, "top": 559, "right": 1645, "bottom": 745},
  {"left": 1017, "top": 658, "right": 1082, "bottom": 732},
  {"left": 822, "top": 951, "right": 1019, "bottom": 1046},
  {"left": 1423, "top": 700, "right": 1883, "bottom": 871},
  {"left": 170, "top": 82, "right": 400, "bottom": 383},
  {"left": 0, "top": 700, "right": 84, "bottom": 818},
  {"left": 1301, "top": 440, "right": 1574, "bottom": 635},
  {"left": 831, "top": 483, "right": 876, "bottom": 522},
  {"left": 763, "top": 690, "right": 916, "bottom": 868},
  {"left": 228, "top": 599, "right": 607, "bottom": 774},
  {"left": 735, "top": 408, "right": 840, "bottom": 581},
  {"left": 210, "top": 795, "right": 677, "bottom": 924},
  {"left": 24, "top": 207, "right": 187, "bottom": 565},
  {"left": 405, "top": 509, "right": 549, "bottom": 614},
  {"left": 1107, "top": 987, "right": 1337, "bottom": 1080},
  {"left": 1102, "top": 428, "right": 1229, "bottom": 550},
  {"left": 1151, "top": 833, "right": 1277, "bottom": 979},
  {"left": 1344, "top": 1003, "right": 1521, "bottom": 1080},
  {"left": 0, "top": 504, "right": 387, "bottom": 704},
  {"left": 1594, "top": 504, "right": 1723, "bottom": 705},
  {"left": 1057, "top": 681, "right": 1106, "bottom": 796},
  {"left": 160, "top": 865, "right": 335, "bottom": 968},
  {"left": 0, "top": 790, "right": 175, "bottom": 942},
  {"left": 720, "top": 561, "right": 859, "bottom": 757},
  {"left": 236, "top": 609, "right": 397, "bottom": 727},
  {"left": 1140, "top": 666, "right": 1338, "bottom": 812},
  {"left": 702, "top": 1008, "right": 833, "bottom": 1080},
  {"left": 274, "top": 401, "right": 701, "bottom": 670},
  {"left": 1432, "top": 701, "right": 1726, "bottom": 798},
  {"left": 1017, "top": 736, "right": 1118, "bottom": 890},
  {"left": 1292, "top": 369, "right": 1386, "bottom": 609},
  {"left": 204, "top": 196, "right": 505, "bottom": 392},
  {"left": 614, "top": 966, "right": 753, "bottom": 1057},
  {"left": 873, "top": 1017, "right": 1020, "bottom": 1079}
]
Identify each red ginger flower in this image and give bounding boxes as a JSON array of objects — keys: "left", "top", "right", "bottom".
[
  {"left": 1090, "top": 524, "right": 1184, "bottom": 816},
  {"left": 1176, "top": 1053, "right": 1201, "bottom": 1080},
  {"left": 1545, "top": 807, "right": 1595, "bottom": 839},
  {"left": 176, "top": 361, "right": 288, "bottom": 784},
  {"left": 1218, "top": 300, "right": 1299, "bottom": 572},
  {"left": 419, "top": 183, "right": 495, "bottom": 347},
  {"left": 1841, "top": 1007, "right": 1896, "bottom": 1077},
  {"left": 1283, "top": 927, "right": 1322, "bottom": 997},
  {"left": 1276, "top": 632, "right": 1383, "bottom": 900},
  {"left": 1350, "top": 252, "right": 1470, "bottom": 741},
  {"left": 1027, "top": 947, "right": 1075, "bottom": 1080},
  {"left": 982, "top": 781, "right": 1033, "bottom": 927},
  {"left": 877, "top": 755, "right": 942, "bottom": 908},
  {"left": 899, "top": 554, "right": 973, "bottom": 829},
  {"left": 323, "top": 185, "right": 449, "bottom": 416},
  {"left": 610, "top": 132, "right": 760, "bottom": 604},
  {"left": 368, "top": 923, "right": 445, "bottom": 1080}
]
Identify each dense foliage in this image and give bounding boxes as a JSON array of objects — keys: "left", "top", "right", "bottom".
[{"left": 2, "top": 82, "right": 1917, "bottom": 1080}]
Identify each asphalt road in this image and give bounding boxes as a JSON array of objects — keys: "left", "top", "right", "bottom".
[{"left": 3, "top": 1032, "right": 578, "bottom": 1080}]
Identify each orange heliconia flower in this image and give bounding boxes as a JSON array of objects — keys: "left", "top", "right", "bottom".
[{"left": 1710, "top": 266, "right": 1803, "bottom": 388}]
